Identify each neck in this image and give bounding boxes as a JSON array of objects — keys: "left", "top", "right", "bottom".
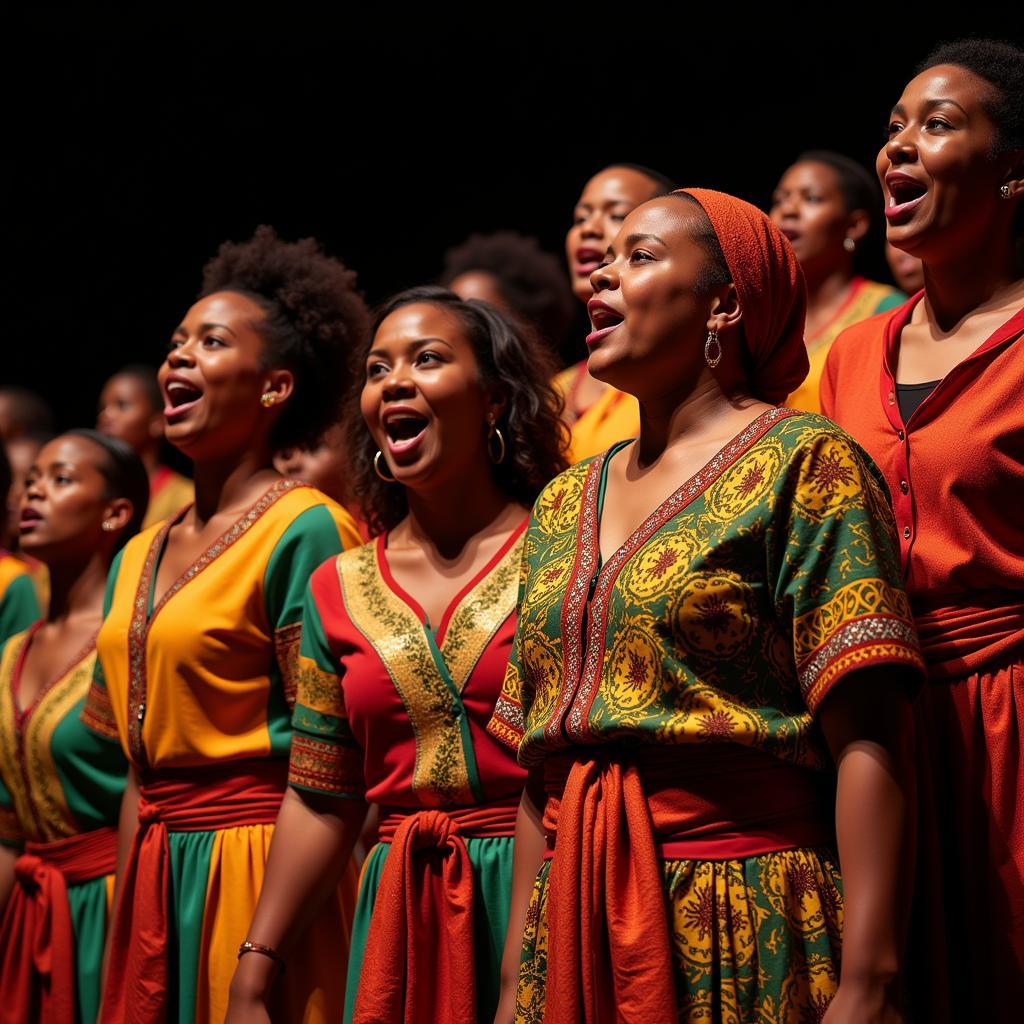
[
  {"left": 402, "top": 463, "right": 513, "bottom": 559},
  {"left": 140, "top": 446, "right": 162, "bottom": 478},
  {"left": 635, "top": 373, "right": 756, "bottom": 466},
  {"left": 45, "top": 551, "right": 110, "bottom": 625},
  {"left": 191, "top": 446, "right": 276, "bottom": 523},
  {"left": 922, "top": 236, "right": 1021, "bottom": 331},
  {"left": 803, "top": 263, "right": 855, "bottom": 311}
]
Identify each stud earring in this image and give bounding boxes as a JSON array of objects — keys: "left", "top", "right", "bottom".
[
  {"left": 101, "top": 521, "right": 115, "bottom": 532},
  {"left": 704, "top": 329, "right": 722, "bottom": 369},
  {"left": 1000, "top": 184, "right": 1012, "bottom": 199},
  {"left": 373, "top": 451, "right": 396, "bottom": 482},
  {"left": 260, "top": 393, "right": 276, "bottom": 408},
  {"left": 843, "top": 237, "right": 856, "bottom": 253}
]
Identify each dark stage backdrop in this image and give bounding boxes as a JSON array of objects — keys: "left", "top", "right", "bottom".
[{"left": 6, "top": 12, "right": 1024, "bottom": 431}]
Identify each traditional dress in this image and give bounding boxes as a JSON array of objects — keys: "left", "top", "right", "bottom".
[
  {"left": 554, "top": 362, "right": 639, "bottom": 463},
  {"left": 0, "top": 625, "right": 125, "bottom": 1024},
  {"left": 785, "top": 277, "right": 905, "bottom": 414},
  {"left": 821, "top": 299, "right": 1024, "bottom": 1020},
  {"left": 487, "top": 409, "right": 924, "bottom": 1023},
  {"left": 0, "top": 551, "right": 41, "bottom": 646},
  {"left": 143, "top": 466, "right": 194, "bottom": 530},
  {"left": 288, "top": 523, "right": 529, "bottom": 1024},
  {"left": 81, "top": 479, "right": 363, "bottom": 1024}
]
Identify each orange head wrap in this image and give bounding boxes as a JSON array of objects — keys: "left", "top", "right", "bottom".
[{"left": 676, "top": 187, "right": 809, "bottom": 404}]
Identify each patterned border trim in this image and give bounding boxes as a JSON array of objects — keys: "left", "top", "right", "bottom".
[
  {"left": 800, "top": 616, "right": 922, "bottom": 711},
  {"left": 288, "top": 733, "right": 364, "bottom": 798},
  {"left": 274, "top": 621, "right": 303, "bottom": 709},
  {"left": 567, "top": 408, "right": 796, "bottom": 739},
  {"left": 545, "top": 453, "right": 606, "bottom": 745},
  {"left": 488, "top": 693, "right": 525, "bottom": 750},
  {"left": 126, "top": 480, "right": 304, "bottom": 766},
  {"left": 81, "top": 680, "right": 120, "bottom": 740}
]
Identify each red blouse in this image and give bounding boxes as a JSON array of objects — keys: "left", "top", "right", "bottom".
[{"left": 821, "top": 297, "right": 1024, "bottom": 677}]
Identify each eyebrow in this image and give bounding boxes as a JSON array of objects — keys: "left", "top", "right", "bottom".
[
  {"left": 172, "top": 321, "right": 239, "bottom": 337},
  {"left": 890, "top": 97, "right": 970, "bottom": 118},
  {"left": 366, "top": 336, "right": 456, "bottom": 359},
  {"left": 624, "top": 232, "right": 666, "bottom": 247}
]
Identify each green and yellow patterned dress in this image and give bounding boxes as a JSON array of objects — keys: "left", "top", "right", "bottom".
[{"left": 487, "top": 408, "right": 924, "bottom": 1023}]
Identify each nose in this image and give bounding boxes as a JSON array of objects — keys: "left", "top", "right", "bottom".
[
  {"left": 883, "top": 126, "right": 917, "bottom": 167},
  {"left": 166, "top": 341, "right": 195, "bottom": 368},
  {"left": 579, "top": 208, "right": 603, "bottom": 240},
  {"left": 590, "top": 259, "right": 617, "bottom": 294},
  {"left": 775, "top": 192, "right": 799, "bottom": 219},
  {"left": 381, "top": 365, "right": 415, "bottom": 401},
  {"left": 23, "top": 476, "right": 44, "bottom": 503}
]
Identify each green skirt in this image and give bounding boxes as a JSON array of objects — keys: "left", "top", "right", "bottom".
[
  {"left": 67, "top": 873, "right": 110, "bottom": 1024},
  {"left": 344, "top": 835, "right": 515, "bottom": 1024}
]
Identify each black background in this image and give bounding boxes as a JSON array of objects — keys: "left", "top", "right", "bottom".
[{"left": 6, "top": 10, "right": 1024, "bottom": 430}]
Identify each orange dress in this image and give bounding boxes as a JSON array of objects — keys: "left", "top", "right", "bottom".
[
  {"left": 553, "top": 362, "right": 639, "bottom": 463},
  {"left": 821, "top": 298, "right": 1024, "bottom": 1020}
]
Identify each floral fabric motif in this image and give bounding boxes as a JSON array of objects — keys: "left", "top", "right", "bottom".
[{"left": 488, "top": 410, "right": 924, "bottom": 771}]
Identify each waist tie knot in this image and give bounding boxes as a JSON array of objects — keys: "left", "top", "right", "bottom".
[
  {"left": 100, "top": 759, "right": 287, "bottom": 1024},
  {"left": 0, "top": 827, "right": 118, "bottom": 1024},
  {"left": 353, "top": 795, "right": 518, "bottom": 1024}
]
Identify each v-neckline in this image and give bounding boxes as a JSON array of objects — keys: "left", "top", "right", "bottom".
[
  {"left": 376, "top": 517, "right": 528, "bottom": 645},
  {"left": 11, "top": 620, "right": 97, "bottom": 723},
  {"left": 593, "top": 408, "right": 791, "bottom": 570}
]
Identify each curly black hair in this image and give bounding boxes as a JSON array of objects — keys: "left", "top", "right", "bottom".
[
  {"left": 347, "top": 286, "right": 569, "bottom": 535},
  {"left": 917, "top": 39, "right": 1024, "bottom": 154},
  {"left": 440, "top": 232, "right": 574, "bottom": 352},
  {"left": 200, "top": 225, "right": 369, "bottom": 451},
  {"left": 63, "top": 429, "right": 150, "bottom": 553}
]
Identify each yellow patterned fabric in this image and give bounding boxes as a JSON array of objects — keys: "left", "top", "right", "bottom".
[
  {"left": 517, "top": 850, "right": 843, "bottom": 1023},
  {"left": 787, "top": 278, "right": 905, "bottom": 414},
  {"left": 489, "top": 408, "right": 923, "bottom": 770}
]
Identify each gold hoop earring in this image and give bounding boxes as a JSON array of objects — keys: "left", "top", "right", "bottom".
[
  {"left": 373, "top": 450, "right": 396, "bottom": 482},
  {"left": 260, "top": 393, "right": 276, "bottom": 408},
  {"left": 487, "top": 423, "right": 507, "bottom": 464},
  {"left": 704, "top": 329, "right": 722, "bottom": 369}
]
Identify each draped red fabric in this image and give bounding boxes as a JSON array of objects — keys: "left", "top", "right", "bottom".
[
  {"left": 99, "top": 761, "right": 287, "bottom": 1024},
  {"left": 542, "top": 747, "right": 833, "bottom": 1023},
  {"left": 0, "top": 827, "right": 117, "bottom": 1024},
  {"left": 676, "top": 187, "right": 809, "bottom": 405},
  {"left": 353, "top": 798, "right": 518, "bottom": 1024}
]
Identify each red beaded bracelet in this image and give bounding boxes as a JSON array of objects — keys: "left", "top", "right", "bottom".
[{"left": 237, "top": 940, "right": 286, "bottom": 973}]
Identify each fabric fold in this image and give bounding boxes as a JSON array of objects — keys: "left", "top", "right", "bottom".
[
  {"left": 100, "top": 761, "right": 287, "bottom": 1024},
  {"left": 0, "top": 827, "right": 117, "bottom": 1024},
  {"left": 353, "top": 799, "right": 518, "bottom": 1024}
]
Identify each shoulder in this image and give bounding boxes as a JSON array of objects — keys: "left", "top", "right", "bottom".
[
  {"left": 530, "top": 457, "right": 597, "bottom": 534},
  {"left": 0, "top": 553, "right": 30, "bottom": 592},
  {"left": 829, "top": 296, "right": 912, "bottom": 369}
]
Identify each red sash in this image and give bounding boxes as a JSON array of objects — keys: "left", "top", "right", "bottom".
[
  {"left": 100, "top": 760, "right": 287, "bottom": 1024},
  {"left": 912, "top": 588, "right": 1024, "bottom": 680},
  {"left": 0, "top": 827, "right": 117, "bottom": 1024},
  {"left": 352, "top": 796, "right": 519, "bottom": 1024},
  {"left": 542, "top": 745, "right": 833, "bottom": 1024}
]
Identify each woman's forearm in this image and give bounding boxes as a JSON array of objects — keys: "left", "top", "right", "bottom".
[
  {"left": 819, "top": 670, "right": 914, "bottom": 1003},
  {"left": 230, "top": 787, "right": 367, "bottom": 1000},
  {"left": 495, "top": 776, "right": 546, "bottom": 1021},
  {"left": 0, "top": 844, "right": 18, "bottom": 914}
]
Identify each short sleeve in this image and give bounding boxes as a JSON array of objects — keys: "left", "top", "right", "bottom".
[
  {"left": 287, "top": 563, "right": 364, "bottom": 800},
  {"left": 80, "top": 549, "right": 124, "bottom": 742},
  {"left": 768, "top": 426, "right": 924, "bottom": 714},
  {"left": 0, "top": 572, "right": 41, "bottom": 648},
  {"left": 265, "top": 502, "right": 355, "bottom": 708},
  {"left": 486, "top": 530, "right": 531, "bottom": 753}
]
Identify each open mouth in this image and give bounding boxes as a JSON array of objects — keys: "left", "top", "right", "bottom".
[
  {"left": 585, "top": 301, "right": 624, "bottom": 347},
  {"left": 574, "top": 248, "right": 604, "bottom": 276},
  {"left": 779, "top": 227, "right": 800, "bottom": 242},
  {"left": 885, "top": 175, "right": 928, "bottom": 219},
  {"left": 19, "top": 508, "right": 42, "bottom": 532},
  {"left": 383, "top": 411, "right": 428, "bottom": 455},
  {"left": 164, "top": 379, "right": 203, "bottom": 415}
]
